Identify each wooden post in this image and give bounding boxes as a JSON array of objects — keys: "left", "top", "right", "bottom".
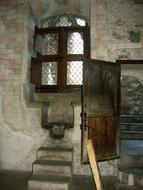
[{"left": 87, "top": 139, "right": 103, "bottom": 190}]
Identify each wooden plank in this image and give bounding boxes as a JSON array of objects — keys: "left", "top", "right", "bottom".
[{"left": 87, "top": 139, "right": 103, "bottom": 190}]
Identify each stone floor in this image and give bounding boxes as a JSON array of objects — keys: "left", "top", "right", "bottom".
[
  {"left": 0, "top": 170, "right": 117, "bottom": 190},
  {"left": 0, "top": 169, "right": 141, "bottom": 190}
]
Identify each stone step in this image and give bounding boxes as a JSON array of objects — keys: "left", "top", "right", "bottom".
[
  {"left": 28, "top": 174, "right": 70, "bottom": 190},
  {"left": 33, "top": 160, "right": 72, "bottom": 177},
  {"left": 118, "top": 165, "right": 143, "bottom": 186},
  {"left": 121, "top": 123, "right": 143, "bottom": 126},
  {"left": 121, "top": 125, "right": 143, "bottom": 132},
  {"left": 120, "top": 155, "right": 143, "bottom": 167},
  {"left": 121, "top": 131, "right": 143, "bottom": 139},
  {"left": 119, "top": 165, "right": 143, "bottom": 174},
  {"left": 37, "top": 147, "right": 73, "bottom": 162},
  {"left": 116, "top": 183, "right": 143, "bottom": 190},
  {"left": 121, "top": 115, "right": 143, "bottom": 123}
]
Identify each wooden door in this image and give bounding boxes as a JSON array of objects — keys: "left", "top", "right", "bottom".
[{"left": 81, "top": 59, "right": 120, "bottom": 163}]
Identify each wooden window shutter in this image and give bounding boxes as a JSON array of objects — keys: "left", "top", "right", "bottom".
[
  {"left": 33, "top": 26, "right": 44, "bottom": 55},
  {"left": 30, "top": 57, "right": 42, "bottom": 87}
]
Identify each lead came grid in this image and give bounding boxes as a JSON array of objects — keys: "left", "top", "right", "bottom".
[
  {"left": 42, "top": 62, "right": 57, "bottom": 85},
  {"left": 67, "top": 61, "right": 83, "bottom": 85}
]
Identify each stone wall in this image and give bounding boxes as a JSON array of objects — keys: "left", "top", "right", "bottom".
[
  {"left": 107, "top": 0, "right": 143, "bottom": 61},
  {"left": 0, "top": 0, "right": 48, "bottom": 171},
  {"left": 91, "top": 0, "right": 143, "bottom": 61},
  {"left": 121, "top": 75, "right": 143, "bottom": 115}
]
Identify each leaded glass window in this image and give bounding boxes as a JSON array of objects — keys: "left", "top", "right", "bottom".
[
  {"left": 76, "top": 18, "right": 86, "bottom": 26},
  {"left": 31, "top": 14, "right": 89, "bottom": 92},
  {"left": 42, "top": 62, "right": 57, "bottom": 85},
  {"left": 43, "top": 33, "right": 58, "bottom": 55},
  {"left": 56, "top": 15, "right": 72, "bottom": 27},
  {"left": 68, "top": 32, "right": 84, "bottom": 54},
  {"left": 42, "top": 14, "right": 87, "bottom": 27},
  {"left": 67, "top": 61, "right": 83, "bottom": 85}
]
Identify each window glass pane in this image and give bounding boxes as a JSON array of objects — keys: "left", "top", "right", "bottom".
[
  {"left": 56, "top": 16, "right": 72, "bottom": 27},
  {"left": 67, "top": 61, "right": 83, "bottom": 85},
  {"left": 43, "top": 33, "right": 58, "bottom": 55},
  {"left": 42, "top": 62, "right": 57, "bottom": 85},
  {"left": 76, "top": 18, "right": 86, "bottom": 26},
  {"left": 68, "top": 32, "right": 83, "bottom": 54}
]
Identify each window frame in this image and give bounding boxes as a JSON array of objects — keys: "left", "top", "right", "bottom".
[{"left": 32, "top": 25, "right": 90, "bottom": 93}]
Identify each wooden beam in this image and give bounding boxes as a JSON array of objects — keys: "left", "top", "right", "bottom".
[{"left": 87, "top": 139, "right": 103, "bottom": 190}]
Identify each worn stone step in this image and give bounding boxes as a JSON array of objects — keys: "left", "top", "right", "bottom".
[
  {"left": 118, "top": 166, "right": 143, "bottom": 186},
  {"left": 120, "top": 155, "right": 143, "bottom": 167},
  {"left": 121, "top": 125, "right": 143, "bottom": 131},
  {"left": 121, "top": 131, "right": 143, "bottom": 139},
  {"left": 116, "top": 183, "right": 143, "bottom": 190},
  {"left": 119, "top": 165, "right": 143, "bottom": 174},
  {"left": 121, "top": 115, "right": 143, "bottom": 123},
  {"left": 33, "top": 160, "right": 72, "bottom": 177},
  {"left": 28, "top": 174, "right": 70, "bottom": 190},
  {"left": 37, "top": 147, "right": 73, "bottom": 162},
  {"left": 121, "top": 122, "right": 143, "bottom": 125}
]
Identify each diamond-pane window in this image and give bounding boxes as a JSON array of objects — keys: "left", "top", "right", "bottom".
[
  {"left": 68, "top": 32, "right": 83, "bottom": 54},
  {"left": 56, "top": 16, "right": 72, "bottom": 27},
  {"left": 76, "top": 18, "right": 86, "bottom": 26},
  {"left": 42, "top": 62, "right": 57, "bottom": 85},
  {"left": 67, "top": 61, "right": 83, "bottom": 85},
  {"left": 43, "top": 33, "right": 58, "bottom": 55}
]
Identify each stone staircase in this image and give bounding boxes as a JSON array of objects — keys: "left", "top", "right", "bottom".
[
  {"left": 28, "top": 146, "right": 73, "bottom": 190},
  {"left": 120, "top": 115, "right": 143, "bottom": 139},
  {"left": 117, "top": 139, "right": 143, "bottom": 190},
  {"left": 118, "top": 115, "right": 143, "bottom": 189}
]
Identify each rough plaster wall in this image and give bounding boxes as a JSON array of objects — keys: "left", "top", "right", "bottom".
[
  {"left": 90, "top": 0, "right": 109, "bottom": 60},
  {"left": 29, "top": 0, "right": 90, "bottom": 18},
  {"left": 0, "top": 0, "right": 47, "bottom": 171},
  {"left": 107, "top": 0, "right": 143, "bottom": 61},
  {"left": 91, "top": 0, "right": 143, "bottom": 61}
]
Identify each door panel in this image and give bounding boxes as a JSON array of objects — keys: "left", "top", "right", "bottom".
[
  {"left": 88, "top": 117, "right": 118, "bottom": 161},
  {"left": 81, "top": 59, "right": 120, "bottom": 163}
]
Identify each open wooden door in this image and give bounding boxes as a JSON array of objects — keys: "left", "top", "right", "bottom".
[{"left": 81, "top": 59, "right": 120, "bottom": 163}]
